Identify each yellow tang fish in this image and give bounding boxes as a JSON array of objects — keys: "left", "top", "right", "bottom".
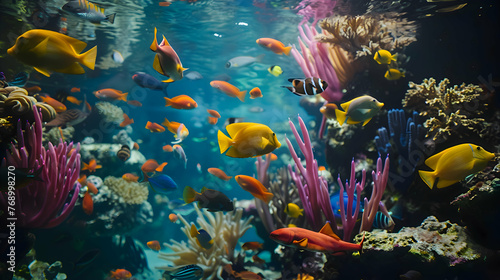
[
  {"left": 374, "top": 49, "right": 397, "bottom": 65},
  {"left": 218, "top": 122, "right": 280, "bottom": 158},
  {"left": 419, "top": 143, "right": 495, "bottom": 189},
  {"left": 335, "top": 95, "right": 384, "bottom": 126},
  {"left": 7, "top": 29, "right": 97, "bottom": 77},
  {"left": 384, "top": 68, "right": 405, "bottom": 80},
  {"left": 150, "top": 27, "right": 187, "bottom": 82}
]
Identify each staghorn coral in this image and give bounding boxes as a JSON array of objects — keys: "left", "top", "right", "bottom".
[
  {"left": 157, "top": 204, "right": 253, "bottom": 279},
  {"left": 95, "top": 101, "right": 124, "bottom": 124},
  {"left": 317, "top": 14, "right": 417, "bottom": 59},
  {"left": 104, "top": 176, "right": 149, "bottom": 205},
  {"left": 402, "top": 78, "right": 487, "bottom": 142}
]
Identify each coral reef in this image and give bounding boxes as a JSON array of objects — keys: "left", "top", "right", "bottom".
[
  {"left": 295, "top": 0, "right": 338, "bottom": 26},
  {"left": 353, "top": 216, "right": 486, "bottom": 266},
  {"left": 43, "top": 126, "right": 75, "bottom": 145},
  {"left": 14, "top": 258, "right": 67, "bottom": 280},
  {"left": 95, "top": 101, "right": 124, "bottom": 124},
  {"left": 79, "top": 143, "right": 146, "bottom": 176},
  {"left": 104, "top": 176, "right": 149, "bottom": 205},
  {"left": 402, "top": 78, "right": 488, "bottom": 142},
  {"left": 0, "top": 86, "right": 56, "bottom": 122},
  {"left": 0, "top": 106, "right": 80, "bottom": 228},
  {"left": 317, "top": 14, "right": 417, "bottom": 59},
  {"left": 158, "top": 204, "right": 253, "bottom": 279}
]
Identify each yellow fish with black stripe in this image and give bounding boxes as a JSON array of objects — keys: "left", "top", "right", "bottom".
[
  {"left": 419, "top": 143, "right": 495, "bottom": 189},
  {"left": 7, "top": 29, "right": 97, "bottom": 77}
]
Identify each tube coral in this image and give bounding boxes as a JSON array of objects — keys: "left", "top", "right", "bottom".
[{"left": 0, "top": 106, "right": 81, "bottom": 228}]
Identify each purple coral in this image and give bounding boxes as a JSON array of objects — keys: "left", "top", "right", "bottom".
[
  {"left": 0, "top": 106, "right": 81, "bottom": 228},
  {"left": 296, "top": 0, "right": 337, "bottom": 26},
  {"left": 338, "top": 159, "right": 365, "bottom": 241}
]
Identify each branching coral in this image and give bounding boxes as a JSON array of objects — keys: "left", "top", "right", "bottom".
[
  {"left": 104, "top": 176, "right": 149, "bottom": 205},
  {"left": 402, "top": 78, "right": 487, "bottom": 142},
  {"left": 317, "top": 14, "right": 417, "bottom": 59},
  {"left": 157, "top": 205, "right": 253, "bottom": 279}
]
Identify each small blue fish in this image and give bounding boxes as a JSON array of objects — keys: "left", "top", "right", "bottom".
[
  {"left": 190, "top": 224, "right": 213, "bottom": 250},
  {"left": 148, "top": 174, "right": 178, "bottom": 193},
  {"left": 330, "top": 192, "right": 364, "bottom": 219},
  {"left": 372, "top": 211, "right": 395, "bottom": 230},
  {"left": 163, "top": 264, "right": 203, "bottom": 280},
  {"left": 8, "top": 72, "right": 29, "bottom": 87},
  {"left": 132, "top": 72, "right": 169, "bottom": 95}
]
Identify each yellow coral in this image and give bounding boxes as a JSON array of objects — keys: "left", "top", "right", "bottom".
[
  {"left": 104, "top": 176, "right": 149, "bottom": 204},
  {"left": 157, "top": 204, "right": 253, "bottom": 279}
]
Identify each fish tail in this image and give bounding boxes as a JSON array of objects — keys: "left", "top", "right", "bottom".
[
  {"left": 335, "top": 109, "right": 347, "bottom": 125},
  {"left": 217, "top": 130, "right": 232, "bottom": 154},
  {"left": 121, "top": 92, "right": 128, "bottom": 102},
  {"left": 255, "top": 54, "right": 265, "bottom": 62},
  {"left": 150, "top": 27, "right": 158, "bottom": 52},
  {"left": 418, "top": 170, "right": 436, "bottom": 189},
  {"left": 164, "top": 97, "right": 172, "bottom": 107},
  {"left": 183, "top": 186, "right": 198, "bottom": 204},
  {"left": 80, "top": 46, "right": 97, "bottom": 70},
  {"left": 162, "top": 83, "right": 169, "bottom": 97},
  {"left": 260, "top": 192, "right": 274, "bottom": 204},
  {"left": 283, "top": 46, "right": 292, "bottom": 56},
  {"left": 237, "top": 90, "right": 246, "bottom": 102},
  {"left": 81, "top": 162, "right": 89, "bottom": 171},
  {"left": 106, "top": 13, "right": 116, "bottom": 24}
]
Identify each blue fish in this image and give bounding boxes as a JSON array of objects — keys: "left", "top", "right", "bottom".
[
  {"left": 164, "top": 264, "right": 203, "bottom": 280},
  {"left": 330, "top": 192, "right": 364, "bottom": 219},
  {"left": 132, "top": 72, "right": 169, "bottom": 96},
  {"left": 8, "top": 72, "right": 29, "bottom": 87},
  {"left": 148, "top": 174, "right": 178, "bottom": 193},
  {"left": 190, "top": 225, "right": 213, "bottom": 250},
  {"left": 372, "top": 211, "right": 395, "bottom": 230}
]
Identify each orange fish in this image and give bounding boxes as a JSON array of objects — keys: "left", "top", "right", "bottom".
[
  {"left": 70, "top": 87, "right": 80, "bottom": 93},
  {"left": 269, "top": 153, "right": 278, "bottom": 161},
  {"left": 120, "top": 113, "right": 134, "bottom": 127},
  {"left": 133, "top": 142, "right": 140, "bottom": 150},
  {"left": 24, "top": 86, "right": 42, "bottom": 94},
  {"left": 77, "top": 174, "right": 87, "bottom": 186},
  {"left": 224, "top": 265, "right": 262, "bottom": 280},
  {"left": 162, "top": 118, "right": 189, "bottom": 140},
  {"left": 82, "top": 191, "right": 93, "bottom": 215},
  {"left": 318, "top": 166, "right": 326, "bottom": 171},
  {"left": 169, "top": 213, "right": 178, "bottom": 223},
  {"left": 320, "top": 103, "right": 338, "bottom": 119},
  {"left": 87, "top": 182, "right": 98, "bottom": 194},
  {"left": 145, "top": 121, "right": 165, "bottom": 133},
  {"left": 147, "top": 240, "right": 161, "bottom": 251},
  {"left": 158, "top": 1, "right": 171, "bottom": 6},
  {"left": 93, "top": 88, "right": 128, "bottom": 101},
  {"left": 208, "top": 167, "right": 232, "bottom": 181},
  {"left": 127, "top": 100, "right": 143, "bottom": 107},
  {"left": 249, "top": 87, "right": 263, "bottom": 99},
  {"left": 38, "top": 95, "right": 67, "bottom": 112},
  {"left": 164, "top": 95, "right": 197, "bottom": 109},
  {"left": 110, "top": 269, "right": 132, "bottom": 280},
  {"left": 210, "top": 80, "right": 246, "bottom": 102},
  {"left": 141, "top": 159, "right": 168, "bottom": 174},
  {"left": 163, "top": 144, "right": 173, "bottom": 152},
  {"left": 235, "top": 175, "right": 273, "bottom": 203},
  {"left": 81, "top": 159, "right": 102, "bottom": 172},
  {"left": 66, "top": 96, "right": 82, "bottom": 105},
  {"left": 256, "top": 38, "right": 292, "bottom": 55},
  {"left": 252, "top": 254, "right": 265, "bottom": 264},
  {"left": 122, "top": 173, "right": 139, "bottom": 182},
  {"left": 270, "top": 222, "right": 365, "bottom": 254},
  {"left": 207, "top": 109, "right": 221, "bottom": 118},
  {"left": 242, "top": 241, "right": 263, "bottom": 251},
  {"left": 208, "top": 116, "right": 218, "bottom": 125}
]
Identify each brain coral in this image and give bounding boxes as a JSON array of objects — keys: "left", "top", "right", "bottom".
[{"left": 104, "top": 176, "right": 149, "bottom": 205}]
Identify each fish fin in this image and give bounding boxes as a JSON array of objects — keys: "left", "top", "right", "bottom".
[
  {"left": 217, "top": 130, "right": 232, "bottom": 154},
  {"left": 340, "top": 100, "right": 352, "bottom": 111},
  {"left": 225, "top": 147, "right": 246, "bottom": 158},
  {"left": 282, "top": 86, "right": 296, "bottom": 93},
  {"left": 345, "top": 118, "right": 361, "bottom": 125},
  {"left": 150, "top": 27, "right": 158, "bottom": 52},
  {"left": 120, "top": 92, "right": 128, "bottom": 102},
  {"left": 177, "top": 64, "right": 188, "bottom": 72},
  {"left": 64, "top": 37, "right": 88, "bottom": 54},
  {"left": 418, "top": 170, "right": 436, "bottom": 189},
  {"left": 200, "top": 186, "right": 208, "bottom": 193},
  {"left": 163, "top": 78, "right": 175, "bottom": 83},
  {"left": 259, "top": 192, "right": 274, "bottom": 204},
  {"left": 79, "top": 45, "right": 97, "bottom": 70},
  {"left": 164, "top": 97, "right": 172, "bottom": 107},
  {"left": 81, "top": 162, "right": 89, "bottom": 171},
  {"left": 391, "top": 53, "right": 398, "bottom": 62},
  {"left": 153, "top": 55, "right": 164, "bottom": 75},
  {"left": 283, "top": 46, "right": 292, "bottom": 56},
  {"left": 237, "top": 90, "right": 246, "bottom": 102},
  {"left": 190, "top": 224, "right": 199, "bottom": 237},
  {"left": 32, "top": 37, "right": 49, "bottom": 54},
  {"left": 106, "top": 13, "right": 116, "bottom": 24},
  {"left": 255, "top": 54, "right": 265, "bottom": 62},
  {"left": 293, "top": 238, "right": 308, "bottom": 248},
  {"left": 319, "top": 222, "right": 340, "bottom": 240},
  {"left": 57, "top": 62, "right": 85, "bottom": 75},
  {"left": 362, "top": 118, "right": 373, "bottom": 126},
  {"left": 436, "top": 178, "right": 460, "bottom": 189},
  {"left": 335, "top": 109, "right": 346, "bottom": 125},
  {"left": 424, "top": 150, "right": 448, "bottom": 170},
  {"left": 33, "top": 67, "right": 51, "bottom": 77},
  {"left": 162, "top": 83, "right": 169, "bottom": 96},
  {"left": 162, "top": 35, "right": 170, "bottom": 46},
  {"left": 183, "top": 186, "right": 198, "bottom": 203},
  {"left": 225, "top": 122, "right": 251, "bottom": 138}
]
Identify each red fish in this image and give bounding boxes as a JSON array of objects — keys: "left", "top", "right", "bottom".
[
  {"left": 207, "top": 109, "right": 221, "bottom": 118},
  {"left": 141, "top": 159, "right": 168, "bottom": 174},
  {"left": 82, "top": 191, "right": 93, "bottom": 215},
  {"left": 93, "top": 88, "right": 128, "bottom": 101},
  {"left": 164, "top": 95, "right": 197, "bottom": 109},
  {"left": 110, "top": 269, "right": 132, "bottom": 279},
  {"left": 87, "top": 181, "right": 98, "bottom": 194},
  {"left": 122, "top": 173, "right": 139, "bottom": 182},
  {"left": 81, "top": 159, "right": 102, "bottom": 172},
  {"left": 207, "top": 116, "right": 218, "bottom": 125},
  {"left": 163, "top": 144, "right": 173, "bottom": 152},
  {"left": 127, "top": 100, "right": 143, "bottom": 107},
  {"left": 120, "top": 113, "right": 134, "bottom": 127},
  {"left": 169, "top": 213, "right": 178, "bottom": 223},
  {"left": 70, "top": 87, "right": 80, "bottom": 93},
  {"left": 241, "top": 241, "right": 263, "bottom": 251},
  {"left": 256, "top": 38, "right": 291, "bottom": 55},
  {"left": 24, "top": 86, "right": 42, "bottom": 94},
  {"left": 145, "top": 121, "right": 165, "bottom": 133},
  {"left": 269, "top": 222, "right": 364, "bottom": 254},
  {"left": 147, "top": 240, "right": 161, "bottom": 251}
]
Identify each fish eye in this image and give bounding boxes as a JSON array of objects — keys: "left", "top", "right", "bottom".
[
  {"left": 225, "top": 62, "right": 231, "bottom": 68},
  {"left": 477, "top": 146, "right": 481, "bottom": 151},
  {"left": 372, "top": 99, "right": 376, "bottom": 102}
]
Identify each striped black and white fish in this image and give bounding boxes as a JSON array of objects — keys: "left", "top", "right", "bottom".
[
  {"left": 162, "top": 264, "right": 203, "bottom": 280},
  {"left": 372, "top": 211, "right": 395, "bottom": 230},
  {"left": 116, "top": 145, "right": 131, "bottom": 162},
  {"left": 283, "top": 77, "right": 328, "bottom": 96}
]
